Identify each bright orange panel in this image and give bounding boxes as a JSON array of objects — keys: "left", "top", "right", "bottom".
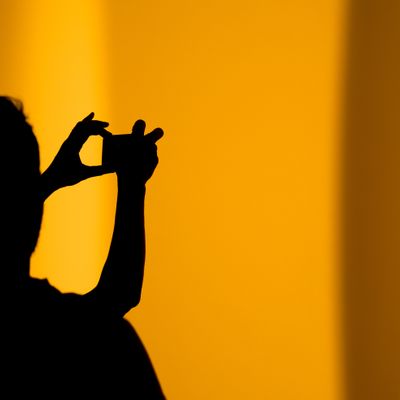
[{"left": 0, "top": 1, "right": 346, "bottom": 399}]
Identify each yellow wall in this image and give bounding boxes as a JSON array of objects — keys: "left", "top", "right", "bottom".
[
  {"left": 0, "top": 0, "right": 111, "bottom": 291},
  {"left": 0, "top": 1, "right": 346, "bottom": 399}
]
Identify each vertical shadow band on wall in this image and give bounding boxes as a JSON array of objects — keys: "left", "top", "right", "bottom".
[{"left": 342, "top": 1, "right": 400, "bottom": 399}]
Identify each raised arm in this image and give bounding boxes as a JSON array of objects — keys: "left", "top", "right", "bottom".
[
  {"left": 39, "top": 112, "right": 111, "bottom": 200},
  {"left": 94, "top": 119, "right": 163, "bottom": 315},
  {"left": 40, "top": 114, "right": 163, "bottom": 316}
]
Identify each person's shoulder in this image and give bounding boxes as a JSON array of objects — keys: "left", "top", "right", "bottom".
[
  {"left": 26, "top": 278, "right": 85, "bottom": 316},
  {"left": 23, "top": 277, "right": 63, "bottom": 302},
  {"left": 28, "top": 277, "right": 60, "bottom": 293}
]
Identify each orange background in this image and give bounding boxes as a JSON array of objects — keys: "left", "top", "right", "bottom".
[{"left": 2, "top": 1, "right": 397, "bottom": 399}]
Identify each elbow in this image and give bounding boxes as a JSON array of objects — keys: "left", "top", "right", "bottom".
[
  {"left": 128, "top": 293, "right": 142, "bottom": 309},
  {"left": 117, "top": 292, "right": 142, "bottom": 315},
  {"left": 92, "top": 284, "right": 142, "bottom": 316}
]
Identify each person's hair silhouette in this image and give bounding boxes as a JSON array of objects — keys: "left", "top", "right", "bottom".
[{"left": 0, "top": 96, "right": 165, "bottom": 398}]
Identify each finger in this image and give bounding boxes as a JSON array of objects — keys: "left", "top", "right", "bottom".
[
  {"left": 76, "top": 120, "right": 110, "bottom": 139},
  {"left": 145, "top": 128, "right": 164, "bottom": 143},
  {"left": 72, "top": 118, "right": 109, "bottom": 139},
  {"left": 87, "top": 120, "right": 109, "bottom": 128},
  {"left": 98, "top": 128, "right": 112, "bottom": 138},
  {"left": 82, "top": 112, "right": 95, "bottom": 121},
  {"left": 85, "top": 127, "right": 112, "bottom": 138},
  {"left": 69, "top": 126, "right": 111, "bottom": 151},
  {"left": 131, "top": 119, "right": 146, "bottom": 137},
  {"left": 82, "top": 165, "right": 111, "bottom": 179}
]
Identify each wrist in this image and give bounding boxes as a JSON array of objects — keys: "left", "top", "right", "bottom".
[
  {"left": 39, "top": 171, "right": 56, "bottom": 201},
  {"left": 39, "top": 172, "right": 53, "bottom": 201},
  {"left": 117, "top": 173, "right": 146, "bottom": 192}
]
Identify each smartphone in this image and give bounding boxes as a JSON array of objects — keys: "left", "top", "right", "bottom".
[{"left": 102, "top": 134, "right": 134, "bottom": 171}]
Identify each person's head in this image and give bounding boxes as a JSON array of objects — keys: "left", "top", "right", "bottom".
[{"left": 0, "top": 96, "right": 43, "bottom": 262}]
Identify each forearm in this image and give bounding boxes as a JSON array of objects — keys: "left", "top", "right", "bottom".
[{"left": 97, "top": 176, "right": 147, "bottom": 311}]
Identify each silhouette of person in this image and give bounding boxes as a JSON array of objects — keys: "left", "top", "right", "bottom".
[{"left": 0, "top": 96, "right": 166, "bottom": 398}]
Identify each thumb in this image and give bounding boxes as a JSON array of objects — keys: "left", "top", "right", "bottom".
[
  {"left": 82, "top": 165, "right": 111, "bottom": 179},
  {"left": 82, "top": 112, "right": 95, "bottom": 122}
]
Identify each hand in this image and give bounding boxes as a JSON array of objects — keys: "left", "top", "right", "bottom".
[
  {"left": 116, "top": 119, "right": 164, "bottom": 183},
  {"left": 40, "top": 112, "right": 111, "bottom": 199}
]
